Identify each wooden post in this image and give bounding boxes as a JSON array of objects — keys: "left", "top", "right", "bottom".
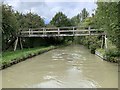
[
  {"left": 14, "top": 37, "right": 18, "bottom": 51},
  {"left": 101, "top": 35, "right": 104, "bottom": 49},
  {"left": 58, "top": 28, "right": 60, "bottom": 36},
  {"left": 31, "top": 29, "right": 33, "bottom": 35},
  {"left": 73, "top": 27, "right": 75, "bottom": 36},
  {"left": 19, "top": 37, "right": 23, "bottom": 50},
  {"left": 43, "top": 28, "right": 46, "bottom": 36},
  {"left": 45, "top": 28, "right": 46, "bottom": 35},
  {"left": 105, "top": 34, "right": 107, "bottom": 49},
  {"left": 29, "top": 28, "right": 31, "bottom": 36},
  {"left": 43, "top": 28, "right": 44, "bottom": 35},
  {"left": 88, "top": 26, "right": 91, "bottom": 35}
]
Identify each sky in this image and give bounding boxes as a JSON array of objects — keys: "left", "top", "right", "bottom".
[{"left": 3, "top": 0, "right": 97, "bottom": 24}]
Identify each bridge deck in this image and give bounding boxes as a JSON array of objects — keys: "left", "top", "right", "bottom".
[{"left": 18, "top": 27, "right": 105, "bottom": 37}]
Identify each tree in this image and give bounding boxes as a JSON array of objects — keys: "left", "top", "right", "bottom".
[
  {"left": 15, "top": 12, "right": 45, "bottom": 28},
  {"left": 81, "top": 15, "right": 96, "bottom": 29},
  {"left": 15, "top": 12, "right": 45, "bottom": 48},
  {"left": 81, "top": 8, "right": 89, "bottom": 21},
  {"left": 2, "top": 4, "right": 19, "bottom": 50},
  {"left": 50, "top": 12, "right": 72, "bottom": 27},
  {"left": 71, "top": 8, "right": 89, "bottom": 26},
  {"left": 95, "top": 2, "right": 120, "bottom": 50},
  {"left": 71, "top": 13, "right": 81, "bottom": 26},
  {"left": 2, "top": 4, "right": 46, "bottom": 50}
]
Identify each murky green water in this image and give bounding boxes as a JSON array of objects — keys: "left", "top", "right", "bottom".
[{"left": 1, "top": 45, "right": 118, "bottom": 88}]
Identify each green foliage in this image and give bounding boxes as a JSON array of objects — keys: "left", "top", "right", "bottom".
[
  {"left": 105, "top": 48, "right": 120, "bottom": 57},
  {"left": 78, "top": 36, "right": 101, "bottom": 54},
  {"left": 15, "top": 12, "right": 45, "bottom": 28},
  {"left": 96, "top": 48, "right": 106, "bottom": 56},
  {"left": 71, "top": 14, "right": 81, "bottom": 26},
  {"left": 95, "top": 2, "right": 120, "bottom": 50},
  {"left": 14, "top": 12, "right": 45, "bottom": 49},
  {"left": 2, "top": 4, "right": 45, "bottom": 51},
  {"left": 2, "top": 46, "right": 55, "bottom": 65},
  {"left": 88, "top": 36, "right": 101, "bottom": 54},
  {"left": 2, "top": 4, "right": 19, "bottom": 50},
  {"left": 104, "top": 48, "right": 120, "bottom": 62},
  {"left": 2, "top": 4, "right": 19, "bottom": 36},
  {"left": 81, "top": 8, "right": 89, "bottom": 21},
  {"left": 50, "top": 12, "right": 72, "bottom": 27},
  {"left": 81, "top": 17, "right": 96, "bottom": 28},
  {"left": 50, "top": 12, "right": 73, "bottom": 43},
  {"left": 71, "top": 8, "right": 89, "bottom": 26}
]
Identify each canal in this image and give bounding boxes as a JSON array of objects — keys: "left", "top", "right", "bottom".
[{"left": 2, "top": 45, "right": 118, "bottom": 88}]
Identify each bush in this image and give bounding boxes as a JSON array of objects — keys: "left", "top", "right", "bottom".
[
  {"left": 89, "top": 44, "right": 97, "bottom": 54},
  {"left": 78, "top": 36, "right": 101, "bottom": 54},
  {"left": 104, "top": 48, "right": 120, "bottom": 62},
  {"left": 105, "top": 48, "right": 120, "bottom": 57},
  {"left": 90, "top": 47, "right": 96, "bottom": 54}
]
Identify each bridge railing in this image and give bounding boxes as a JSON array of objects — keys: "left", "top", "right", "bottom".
[{"left": 18, "top": 26, "right": 105, "bottom": 37}]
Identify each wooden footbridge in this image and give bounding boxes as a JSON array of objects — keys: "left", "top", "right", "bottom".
[
  {"left": 12, "top": 26, "right": 106, "bottom": 51},
  {"left": 18, "top": 26, "right": 105, "bottom": 37}
]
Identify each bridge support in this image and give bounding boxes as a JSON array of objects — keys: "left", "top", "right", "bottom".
[
  {"left": 43, "top": 28, "right": 47, "bottom": 36},
  {"left": 101, "top": 35, "right": 104, "bottom": 49},
  {"left": 104, "top": 35, "right": 107, "bottom": 49},
  {"left": 73, "top": 27, "right": 75, "bottom": 36},
  {"left": 14, "top": 37, "right": 18, "bottom": 51},
  {"left": 14, "top": 37, "right": 23, "bottom": 51},
  {"left": 88, "top": 26, "right": 91, "bottom": 35},
  {"left": 101, "top": 35, "right": 107, "bottom": 49},
  {"left": 19, "top": 37, "right": 23, "bottom": 50},
  {"left": 58, "top": 28, "right": 60, "bottom": 36}
]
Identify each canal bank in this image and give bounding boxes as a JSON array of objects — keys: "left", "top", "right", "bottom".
[
  {"left": 1, "top": 43, "right": 71, "bottom": 70},
  {"left": 2, "top": 45, "right": 118, "bottom": 88},
  {"left": 75, "top": 36, "right": 119, "bottom": 63},
  {"left": 95, "top": 48, "right": 119, "bottom": 63}
]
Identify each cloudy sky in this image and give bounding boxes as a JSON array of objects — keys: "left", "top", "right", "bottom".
[{"left": 3, "top": 0, "right": 97, "bottom": 24}]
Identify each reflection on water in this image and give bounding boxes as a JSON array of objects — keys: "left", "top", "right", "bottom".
[{"left": 2, "top": 45, "right": 118, "bottom": 88}]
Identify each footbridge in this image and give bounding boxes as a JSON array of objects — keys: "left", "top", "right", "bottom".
[
  {"left": 12, "top": 26, "right": 106, "bottom": 51},
  {"left": 18, "top": 26, "right": 105, "bottom": 37}
]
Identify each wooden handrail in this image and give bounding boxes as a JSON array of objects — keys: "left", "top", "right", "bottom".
[{"left": 18, "top": 26, "right": 105, "bottom": 37}]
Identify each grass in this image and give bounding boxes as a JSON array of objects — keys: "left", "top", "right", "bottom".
[
  {"left": 1, "top": 46, "right": 55, "bottom": 66},
  {"left": 96, "top": 39, "right": 119, "bottom": 63},
  {"left": 96, "top": 48, "right": 106, "bottom": 56},
  {"left": 96, "top": 39, "right": 117, "bottom": 54},
  {"left": 0, "top": 42, "right": 71, "bottom": 69}
]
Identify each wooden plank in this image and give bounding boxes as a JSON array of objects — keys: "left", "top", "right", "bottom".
[
  {"left": 14, "top": 37, "right": 18, "bottom": 51},
  {"left": 20, "top": 29, "right": 103, "bottom": 33},
  {"left": 21, "top": 30, "right": 90, "bottom": 33},
  {"left": 19, "top": 26, "right": 85, "bottom": 31},
  {"left": 19, "top": 27, "right": 104, "bottom": 31},
  {"left": 19, "top": 33, "right": 104, "bottom": 37},
  {"left": 58, "top": 28, "right": 60, "bottom": 36},
  {"left": 73, "top": 27, "right": 75, "bottom": 35}
]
